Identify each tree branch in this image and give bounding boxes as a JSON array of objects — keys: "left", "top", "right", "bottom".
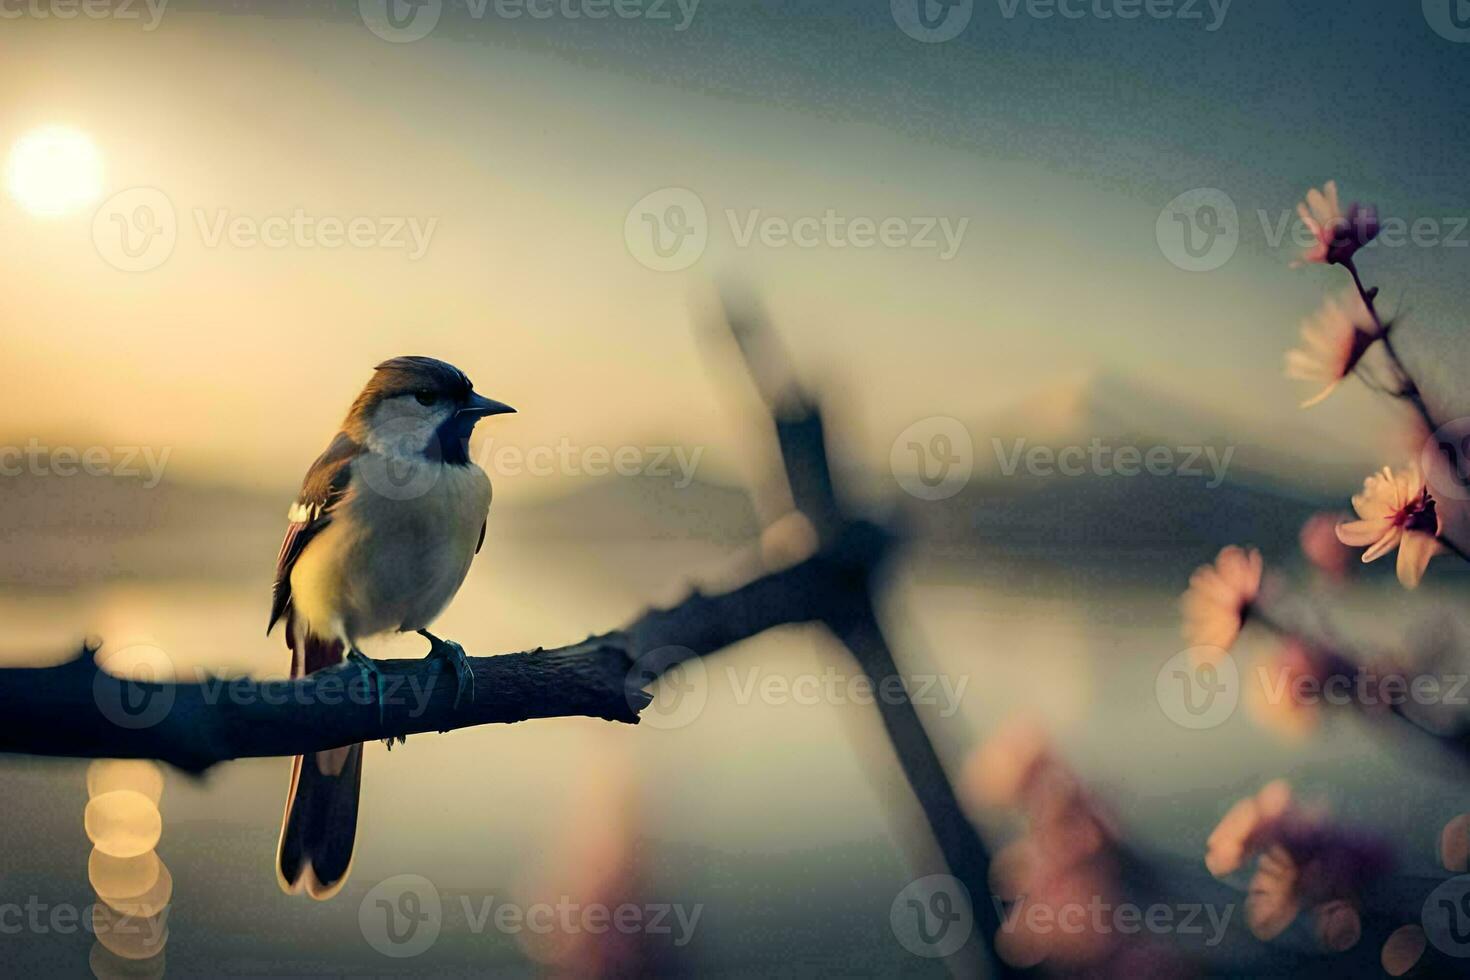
[
  {"left": 0, "top": 521, "right": 890, "bottom": 773},
  {"left": 715, "top": 287, "right": 1015, "bottom": 978}
]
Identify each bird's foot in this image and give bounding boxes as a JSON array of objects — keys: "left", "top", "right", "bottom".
[
  {"left": 420, "top": 630, "right": 475, "bottom": 713},
  {"left": 345, "top": 648, "right": 388, "bottom": 727}
]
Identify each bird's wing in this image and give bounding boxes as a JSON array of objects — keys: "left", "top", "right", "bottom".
[
  {"left": 476, "top": 519, "right": 486, "bottom": 555},
  {"left": 267, "top": 432, "right": 359, "bottom": 636}
]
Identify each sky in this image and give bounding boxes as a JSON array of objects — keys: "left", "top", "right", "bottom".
[{"left": 2, "top": 0, "right": 1469, "bottom": 493}]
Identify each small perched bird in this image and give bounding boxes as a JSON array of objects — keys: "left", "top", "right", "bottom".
[{"left": 266, "top": 356, "right": 514, "bottom": 899}]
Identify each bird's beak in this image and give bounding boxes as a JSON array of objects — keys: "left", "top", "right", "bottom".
[{"left": 459, "top": 392, "right": 516, "bottom": 418}]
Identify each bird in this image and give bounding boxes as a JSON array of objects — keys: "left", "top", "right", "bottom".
[{"left": 266, "top": 355, "right": 515, "bottom": 899}]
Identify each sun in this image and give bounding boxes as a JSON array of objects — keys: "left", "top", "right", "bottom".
[{"left": 5, "top": 125, "right": 104, "bottom": 217}]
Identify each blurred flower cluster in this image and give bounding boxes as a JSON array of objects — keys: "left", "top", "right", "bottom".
[
  {"left": 1205, "top": 781, "right": 1390, "bottom": 950},
  {"left": 1291, "top": 181, "right": 1379, "bottom": 269},
  {"left": 965, "top": 720, "right": 1190, "bottom": 977}
]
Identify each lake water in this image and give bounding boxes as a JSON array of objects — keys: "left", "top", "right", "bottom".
[{"left": 0, "top": 538, "right": 1460, "bottom": 976}]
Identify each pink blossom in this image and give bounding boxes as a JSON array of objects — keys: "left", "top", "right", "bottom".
[
  {"left": 1207, "top": 782, "right": 1391, "bottom": 946},
  {"left": 1381, "top": 925, "right": 1428, "bottom": 976},
  {"left": 1293, "top": 180, "right": 1380, "bottom": 267},
  {"left": 1335, "top": 465, "right": 1444, "bottom": 588},
  {"left": 1246, "top": 643, "right": 1322, "bottom": 740},
  {"left": 1206, "top": 779, "right": 1292, "bottom": 877},
  {"left": 1284, "top": 289, "right": 1380, "bottom": 407},
  {"left": 1246, "top": 845, "right": 1301, "bottom": 940},
  {"left": 1181, "top": 546, "right": 1263, "bottom": 654},
  {"left": 1299, "top": 512, "right": 1354, "bottom": 579}
]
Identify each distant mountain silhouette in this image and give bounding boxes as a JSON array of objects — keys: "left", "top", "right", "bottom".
[
  {"left": 496, "top": 473, "right": 760, "bottom": 547},
  {"left": 0, "top": 373, "right": 1355, "bottom": 591},
  {"left": 893, "top": 372, "right": 1344, "bottom": 583},
  {"left": 0, "top": 454, "right": 761, "bottom": 590},
  {"left": 0, "top": 460, "right": 282, "bottom": 590},
  {"left": 973, "top": 370, "right": 1370, "bottom": 489}
]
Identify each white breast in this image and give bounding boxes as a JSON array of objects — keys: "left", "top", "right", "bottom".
[{"left": 289, "top": 456, "right": 492, "bottom": 644}]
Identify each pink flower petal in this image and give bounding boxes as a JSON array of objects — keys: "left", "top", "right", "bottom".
[
  {"left": 1396, "top": 531, "right": 1442, "bottom": 589},
  {"left": 1361, "top": 527, "right": 1403, "bottom": 563},
  {"left": 1335, "top": 518, "right": 1390, "bottom": 547}
]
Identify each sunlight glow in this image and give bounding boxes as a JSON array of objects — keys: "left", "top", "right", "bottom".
[
  {"left": 87, "top": 759, "right": 165, "bottom": 804},
  {"left": 84, "top": 790, "right": 163, "bottom": 858},
  {"left": 89, "top": 849, "right": 163, "bottom": 908},
  {"left": 95, "top": 856, "right": 173, "bottom": 919},
  {"left": 5, "top": 125, "right": 103, "bottom": 216}
]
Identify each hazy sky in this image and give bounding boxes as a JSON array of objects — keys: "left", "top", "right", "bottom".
[{"left": 3, "top": 1, "right": 1468, "bottom": 492}]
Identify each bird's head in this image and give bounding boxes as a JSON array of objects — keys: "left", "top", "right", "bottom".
[{"left": 345, "top": 356, "right": 514, "bottom": 463}]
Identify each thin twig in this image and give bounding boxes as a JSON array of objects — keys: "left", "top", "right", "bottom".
[
  {"left": 1247, "top": 602, "right": 1470, "bottom": 769},
  {"left": 1343, "top": 257, "right": 1437, "bottom": 432},
  {"left": 713, "top": 286, "right": 1018, "bottom": 978}
]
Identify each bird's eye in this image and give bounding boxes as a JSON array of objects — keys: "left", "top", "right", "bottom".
[{"left": 414, "top": 391, "right": 438, "bottom": 407}]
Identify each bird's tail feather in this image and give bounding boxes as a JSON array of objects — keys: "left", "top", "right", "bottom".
[
  {"left": 277, "top": 742, "right": 362, "bottom": 899},
  {"left": 277, "top": 628, "right": 360, "bottom": 900}
]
